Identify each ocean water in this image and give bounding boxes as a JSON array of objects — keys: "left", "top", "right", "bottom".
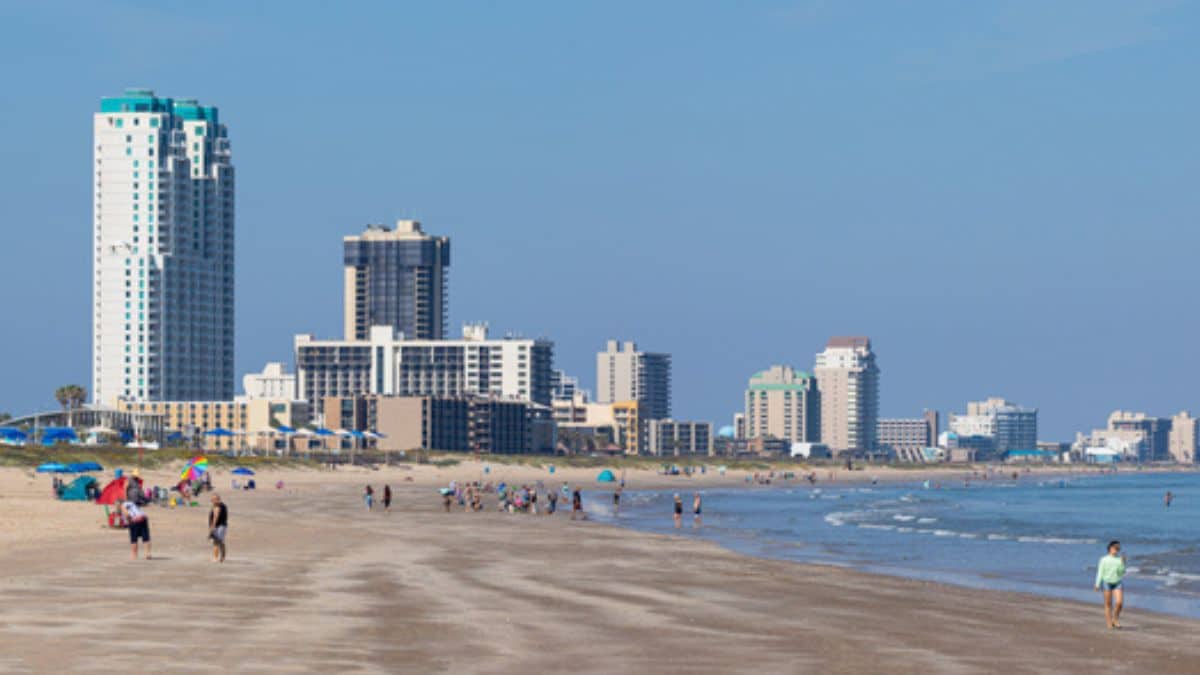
[{"left": 588, "top": 471, "right": 1200, "bottom": 618}]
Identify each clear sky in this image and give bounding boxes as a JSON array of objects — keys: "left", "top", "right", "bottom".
[{"left": 0, "top": 1, "right": 1197, "bottom": 440}]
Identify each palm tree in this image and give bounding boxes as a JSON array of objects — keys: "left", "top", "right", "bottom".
[{"left": 54, "top": 384, "right": 87, "bottom": 428}]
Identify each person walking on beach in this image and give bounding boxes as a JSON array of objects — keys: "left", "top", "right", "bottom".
[
  {"left": 121, "top": 499, "right": 151, "bottom": 560},
  {"left": 613, "top": 486, "right": 622, "bottom": 517},
  {"left": 364, "top": 485, "right": 374, "bottom": 511},
  {"left": 571, "top": 486, "right": 583, "bottom": 520},
  {"left": 547, "top": 489, "right": 558, "bottom": 515},
  {"left": 673, "top": 494, "right": 683, "bottom": 529},
  {"left": 693, "top": 492, "right": 702, "bottom": 528},
  {"left": 208, "top": 494, "right": 228, "bottom": 563},
  {"left": 382, "top": 485, "right": 392, "bottom": 513},
  {"left": 1094, "top": 540, "right": 1127, "bottom": 629}
]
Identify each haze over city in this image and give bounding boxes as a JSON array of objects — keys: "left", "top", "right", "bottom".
[{"left": 2, "top": 1, "right": 1199, "bottom": 438}]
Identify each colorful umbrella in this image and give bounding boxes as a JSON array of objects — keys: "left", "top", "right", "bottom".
[{"left": 181, "top": 455, "right": 209, "bottom": 481}]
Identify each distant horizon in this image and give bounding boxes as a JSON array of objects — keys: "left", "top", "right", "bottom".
[{"left": 2, "top": 2, "right": 1198, "bottom": 440}]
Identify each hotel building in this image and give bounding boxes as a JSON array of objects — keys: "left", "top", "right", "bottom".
[
  {"left": 744, "top": 365, "right": 819, "bottom": 443},
  {"left": 596, "top": 340, "right": 671, "bottom": 421},
  {"left": 93, "top": 89, "right": 234, "bottom": 405},
  {"left": 814, "top": 337, "right": 880, "bottom": 454},
  {"left": 343, "top": 221, "right": 449, "bottom": 341}
]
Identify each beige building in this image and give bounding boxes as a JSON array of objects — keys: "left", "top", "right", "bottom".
[
  {"left": 1169, "top": 411, "right": 1197, "bottom": 464},
  {"left": 646, "top": 419, "right": 713, "bottom": 456},
  {"left": 814, "top": 337, "right": 879, "bottom": 454},
  {"left": 118, "top": 399, "right": 310, "bottom": 451},
  {"left": 744, "top": 365, "right": 819, "bottom": 443},
  {"left": 596, "top": 340, "right": 671, "bottom": 420},
  {"left": 611, "top": 401, "right": 642, "bottom": 454}
]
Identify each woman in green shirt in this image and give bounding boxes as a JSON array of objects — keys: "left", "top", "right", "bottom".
[{"left": 1094, "top": 540, "right": 1127, "bottom": 629}]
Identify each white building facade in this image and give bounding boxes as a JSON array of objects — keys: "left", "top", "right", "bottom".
[
  {"left": 93, "top": 89, "right": 234, "bottom": 405},
  {"left": 240, "top": 362, "right": 297, "bottom": 401}
]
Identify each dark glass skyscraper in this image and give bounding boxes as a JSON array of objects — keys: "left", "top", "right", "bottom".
[{"left": 342, "top": 220, "right": 449, "bottom": 340}]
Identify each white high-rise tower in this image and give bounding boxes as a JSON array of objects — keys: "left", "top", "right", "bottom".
[{"left": 93, "top": 89, "right": 234, "bottom": 404}]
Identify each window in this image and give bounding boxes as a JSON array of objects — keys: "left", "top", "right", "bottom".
[
  {"left": 116, "top": 118, "right": 124, "bottom": 128},
  {"left": 150, "top": 118, "right": 158, "bottom": 128}
]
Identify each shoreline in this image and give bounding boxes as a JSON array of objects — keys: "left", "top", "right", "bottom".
[{"left": 2, "top": 466, "right": 1199, "bottom": 672}]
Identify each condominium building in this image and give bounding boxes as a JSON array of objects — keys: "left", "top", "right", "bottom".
[
  {"left": 550, "top": 369, "right": 581, "bottom": 401},
  {"left": 93, "top": 89, "right": 235, "bottom": 404},
  {"left": 1168, "top": 412, "right": 1197, "bottom": 464},
  {"left": 1084, "top": 411, "right": 1173, "bottom": 462},
  {"left": 118, "top": 399, "right": 310, "bottom": 450},
  {"left": 240, "top": 362, "right": 297, "bottom": 401},
  {"left": 743, "top": 365, "right": 819, "bottom": 443},
  {"left": 611, "top": 401, "right": 643, "bottom": 454},
  {"left": 813, "top": 337, "right": 880, "bottom": 454},
  {"left": 877, "top": 410, "right": 938, "bottom": 462},
  {"left": 646, "top": 419, "right": 713, "bottom": 456},
  {"left": 947, "top": 398, "right": 1037, "bottom": 456},
  {"left": 343, "top": 220, "right": 449, "bottom": 341},
  {"left": 295, "top": 324, "right": 553, "bottom": 408},
  {"left": 322, "top": 394, "right": 554, "bottom": 454},
  {"left": 596, "top": 340, "right": 671, "bottom": 420}
]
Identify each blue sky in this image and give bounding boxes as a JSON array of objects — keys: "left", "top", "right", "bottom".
[{"left": 0, "top": 1, "right": 1197, "bottom": 439}]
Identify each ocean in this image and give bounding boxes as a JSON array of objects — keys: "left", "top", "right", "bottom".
[{"left": 589, "top": 470, "right": 1200, "bottom": 618}]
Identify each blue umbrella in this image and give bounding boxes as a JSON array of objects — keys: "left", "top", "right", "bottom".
[
  {"left": 232, "top": 467, "right": 255, "bottom": 476},
  {"left": 313, "top": 427, "right": 335, "bottom": 436},
  {"left": 205, "top": 428, "right": 235, "bottom": 437},
  {"left": 36, "top": 463, "right": 68, "bottom": 473},
  {"left": 275, "top": 425, "right": 297, "bottom": 434}
]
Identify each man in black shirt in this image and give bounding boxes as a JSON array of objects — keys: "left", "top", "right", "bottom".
[{"left": 208, "top": 494, "right": 229, "bottom": 563}]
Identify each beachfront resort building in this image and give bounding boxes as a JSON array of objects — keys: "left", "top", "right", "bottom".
[
  {"left": 743, "top": 365, "right": 820, "bottom": 444},
  {"left": 1169, "top": 412, "right": 1197, "bottom": 463},
  {"left": 947, "top": 398, "right": 1037, "bottom": 458},
  {"left": 117, "top": 399, "right": 310, "bottom": 451},
  {"left": 322, "top": 394, "right": 555, "bottom": 454},
  {"left": 240, "top": 362, "right": 297, "bottom": 401},
  {"left": 92, "top": 89, "right": 235, "bottom": 405},
  {"left": 596, "top": 340, "right": 671, "bottom": 421},
  {"left": 295, "top": 324, "right": 554, "bottom": 409},
  {"left": 1079, "top": 411, "right": 1173, "bottom": 462},
  {"left": 645, "top": 419, "right": 713, "bottom": 456},
  {"left": 814, "top": 337, "right": 880, "bottom": 454},
  {"left": 343, "top": 220, "right": 450, "bottom": 341},
  {"left": 877, "top": 411, "right": 939, "bottom": 462}
]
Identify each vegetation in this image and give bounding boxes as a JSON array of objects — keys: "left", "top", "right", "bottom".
[
  {"left": 0, "top": 444, "right": 319, "bottom": 471},
  {"left": 0, "top": 412, "right": 11, "bottom": 424},
  {"left": 53, "top": 384, "right": 87, "bottom": 427}
]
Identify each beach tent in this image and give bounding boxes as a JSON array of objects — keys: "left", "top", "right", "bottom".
[
  {"left": 596, "top": 469, "right": 616, "bottom": 483},
  {"left": 96, "top": 476, "right": 131, "bottom": 505},
  {"left": 61, "top": 476, "right": 98, "bottom": 501}
]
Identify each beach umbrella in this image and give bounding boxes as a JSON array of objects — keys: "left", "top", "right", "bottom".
[
  {"left": 294, "top": 428, "right": 315, "bottom": 436},
  {"left": 369, "top": 430, "right": 386, "bottom": 439},
  {"left": 36, "top": 462, "right": 68, "bottom": 473},
  {"left": 205, "top": 428, "right": 234, "bottom": 437},
  {"left": 596, "top": 469, "right": 616, "bottom": 483},
  {"left": 275, "top": 425, "right": 297, "bottom": 434},
  {"left": 232, "top": 467, "right": 255, "bottom": 476},
  {"left": 181, "top": 455, "right": 209, "bottom": 481},
  {"left": 313, "top": 427, "right": 335, "bottom": 437}
]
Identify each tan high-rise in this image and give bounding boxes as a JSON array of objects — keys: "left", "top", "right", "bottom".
[
  {"left": 1169, "top": 411, "right": 1197, "bottom": 464},
  {"left": 744, "top": 365, "right": 818, "bottom": 443},
  {"left": 814, "top": 336, "right": 879, "bottom": 454}
]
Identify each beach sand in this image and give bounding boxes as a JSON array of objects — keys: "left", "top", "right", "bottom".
[{"left": 1, "top": 463, "right": 1198, "bottom": 674}]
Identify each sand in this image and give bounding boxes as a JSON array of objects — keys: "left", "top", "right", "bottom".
[{"left": 1, "top": 463, "right": 1198, "bottom": 674}]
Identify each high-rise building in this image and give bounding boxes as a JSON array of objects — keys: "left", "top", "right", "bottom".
[
  {"left": 596, "top": 340, "right": 671, "bottom": 420},
  {"left": 743, "top": 365, "right": 819, "bottom": 443},
  {"left": 295, "top": 324, "right": 553, "bottom": 408},
  {"left": 813, "top": 337, "right": 880, "bottom": 454},
  {"left": 343, "top": 220, "right": 449, "bottom": 341},
  {"left": 93, "top": 89, "right": 235, "bottom": 404},
  {"left": 1168, "top": 412, "right": 1197, "bottom": 464},
  {"left": 1107, "top": 411, "right": 1171, "bottom": 462}
]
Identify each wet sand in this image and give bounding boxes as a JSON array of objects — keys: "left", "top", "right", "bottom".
[{"left": 1, "top": 466, "right": 1198, "bottom": 673}]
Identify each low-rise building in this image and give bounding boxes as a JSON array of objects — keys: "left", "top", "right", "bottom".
[
  {"left": 645, "top": 419, "right": 713, "bottom": 456},
  {"left": 877, "top": 410, "right": 938, "bottom": 462},
  {"left": 118, "top": 399, "right": 310, "bottom": 450},
  {"left": 240, "top": 362, "right": 297, "bottom": 401}
]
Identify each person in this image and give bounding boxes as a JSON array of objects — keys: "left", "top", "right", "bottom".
[
  {"left": 1094, "top": 540, "right": 1127, "bottom": 629},
  {"left": 208, "top": 494, "right": 228, "bottom": 563},
  {"left": 383, "top": 485, "right": 392, "bottom": 513},
  {"left": 364, "top": 485, "right": 374, "bottom": 511},
  {"left": 613, "top": 486, "right": 622, "bottom": 516},
  {"left": 530, "top": 486, "right": 539, "bottom": 515},
  {"left": 122, "top": 499, "right": 151, "bottom": 560},
  {"left": 571, "top": 486, "right": 583, "bottom": 520},
  {"left": 1165, "top": 491, "right": 1174, "bottom": 508},
  {"left": 693, "top": 492, "right": 702, "bottom": 527},
  {"left": 547, "top": 489, "right": 558, "bottom": 515},
  {"left": 673, "top": 494, "right": 683, "bottom": 528}
]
